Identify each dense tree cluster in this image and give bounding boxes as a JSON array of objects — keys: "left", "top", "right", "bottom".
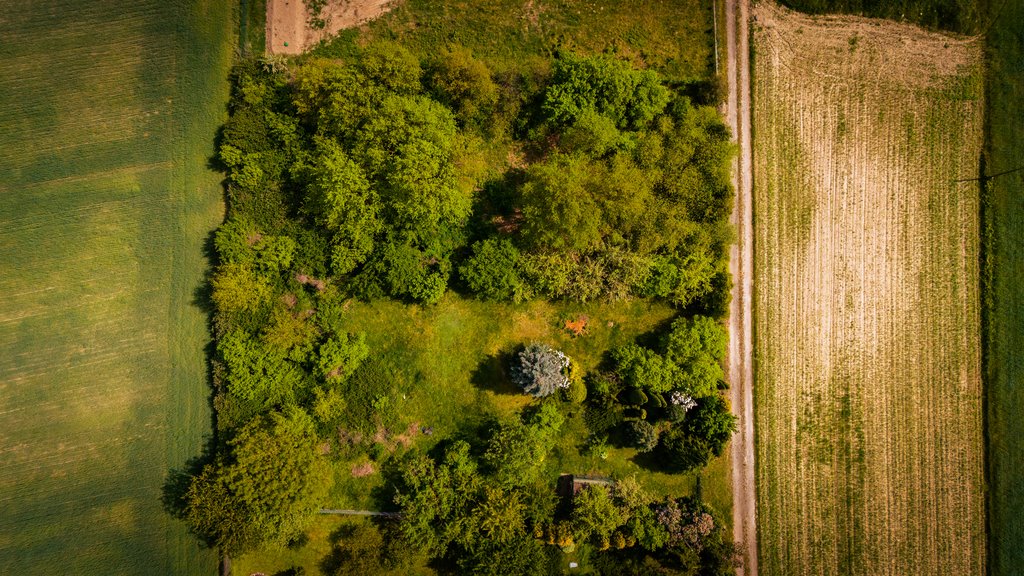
[
  {"left": 210, "top": 45, "right": 732, "bottom": 307},
  {"left": 384, "top": 423, "right": 738, "bottom": 575},
  {"left": 176, "top": 41, "right": 739, "bottom": 571},
  {"left": 577, "top": 316, "right": 737, "bottom": 473}
]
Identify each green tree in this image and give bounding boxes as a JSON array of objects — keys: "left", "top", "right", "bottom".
[
  {"left": 682, "top": 394, "right": 736, "bottom": 458},
  {"left": 215, "top": 216, "right": 259, "bottom": 266},
  {"left": 612, "top": 344, "right": 683, "bottom": 394},
  {"left": 482, "top": 405, "right": 562, "bottom": 487},
  {"left": 474, "top": 486, "right": 526, "bottom": 543},
  {"left": 211, "top": 263, "right": 272, "bottom": 316},
  {"left": 359, "top": 41, "right": 423, "bottom": 95},
  {"left": 572, "top": 485, "right": 627, "bottom": 543},
  {"left": 519, "top": 154, "right": 603, "bottom": 253},
  {"left": 664, "top": 315, "right": 727, "bottom": 398},
  {"left": 219, "top": 329, "right": 304, "bottom": 409},
  {"left": 316, "top": 332, "right": 369, "bottom": 382},
  {"left": 428, "top": 45, "right": 498, "bottom": 124},
  {"left": 393, "top": 441, "right": 480, "bottom": 555},
  {"left": 458, "top": 237, "right": 530, "bottom": 302},
  {"left": 297, "top": 137, "right": 380, "bottom": 275},
  {"left": 184, "top": 408, "right": 333, "bottom": 554},
  {"left": 542, "top": 53, "right": 670, "bottom": 130}
]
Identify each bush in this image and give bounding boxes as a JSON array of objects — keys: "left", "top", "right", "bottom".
[
  {"left": 510, "top": 343, "right": 570, "bottom": 398},
  {"left": 626, "top": 420, "right": 659, "bottom": 453},
  {"left": 584, "top": 403, "right": 623, "bottom": 435},
  {"left": 459, "top": 238, "right": 530, "bottom": 302},
  {"left": 542, "top": 53, "right": 670, "bottom": 130},
  {"left": 656, "top": 426, "right": 711, "bottom": 473},
  {"left": 316, "top": 332, "right": 369, "bottom": 382},
  {"left": 563, "top": 374, "right": 588, "bottom": 404}
]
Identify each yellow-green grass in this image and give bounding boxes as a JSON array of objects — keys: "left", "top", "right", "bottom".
[
  {"left": 983, "top": 0, "right": 1024, "bottom": 573},
  {"left": 752, "top": 4, "right": 984, "bottom": 575},
  {"left": 313, "top": 0, "right": 717, "bottom": 82},
  {"left": 235, "top": 295, "right": 733, "bottom": 575},
  {"left": 0, "top": 0, "right": 233, "bottom": 573}
]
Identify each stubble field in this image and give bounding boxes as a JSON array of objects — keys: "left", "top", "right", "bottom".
[
  {"left": 0, "top": 0, "right": 232, "bottom": 573},
  {"left": 751, "top": 3, "right": 984, "bottom": 575}
]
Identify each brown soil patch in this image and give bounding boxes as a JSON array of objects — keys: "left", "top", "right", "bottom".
[{"left": 267, "top": 0, "right": 396, "bottom": 55}]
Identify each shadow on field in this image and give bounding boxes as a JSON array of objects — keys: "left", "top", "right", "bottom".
[
  {"left": 161, "top": 436, "right": 218, "bottom": 535},
  {"left": 469, "top": 347, "right": 519, "bottom": 395}
]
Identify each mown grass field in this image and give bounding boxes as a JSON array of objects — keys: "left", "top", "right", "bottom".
[
  {"left": 235, "top": 295, "right": 733, "bottom": 575},
  {"left": 983, "top": 0, "right": 1024, "bottom": 573},
  {"left": 0, "top": 0, "right": 233, "bottom": 573},
  {"left": 751, "top": 3, "right": 985, "bottom": 575}
]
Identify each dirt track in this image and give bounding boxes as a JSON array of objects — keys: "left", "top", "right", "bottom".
[{"left": 725, "top": 0, "right": 758, "bottom": 575}]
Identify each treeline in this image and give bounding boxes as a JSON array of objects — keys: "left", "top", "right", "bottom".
[
  {"left": 214, "top": 44, "right": 733, "bottom": 309},
  {"left": 174, "top": 40, "right": 738, "bottom": 573}
]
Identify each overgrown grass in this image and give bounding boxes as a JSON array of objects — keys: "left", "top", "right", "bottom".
[
  {"left": 312, "top": 0, "right": 717, "bottom": 82},
  {"left": 778, "top": 0, "right": 981, "bottom": 33},
  {"left": 240, "top": 0, "right": 267, "bottom": 55},
  {"left": 0, "top": 0, "right": 233, "bottom": 573},
  {"left": 983, "top": 0, "right": 1024, "bottom": 573}
]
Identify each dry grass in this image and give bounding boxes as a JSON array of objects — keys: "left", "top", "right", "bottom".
[{"left": 751, "top": 3, "right": 984, "bottom": 575}]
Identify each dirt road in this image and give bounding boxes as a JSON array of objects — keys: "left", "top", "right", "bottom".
[{"left": 725, "top": 0, "right": 758, "bottom": 575}]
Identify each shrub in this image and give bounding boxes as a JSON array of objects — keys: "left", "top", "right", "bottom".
[
  {"left": 624, "top": 387, "right": 649, "bottom": 406},
  {"left": 563, "top": 374, "right": 588, "bottom": 404},
  {"left": 626, "top": 420, "right": 659, "bottom": 453},
  {"left": 584, "top": 403, "right": 623, "bottom": 436},
  {"left": 510, "top": 343, "right": 570, "bottom": 398}
]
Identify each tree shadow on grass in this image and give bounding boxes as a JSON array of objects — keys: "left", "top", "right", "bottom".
[
  {"left": 469, "top": 347, "right": 520, "bottom": 395},
  {"left": 161, "top": 434, "right": 217, "bottom": 526}
]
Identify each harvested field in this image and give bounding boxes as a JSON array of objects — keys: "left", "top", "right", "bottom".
[
  {"left": 0, "top": 0, "right": 232, "bottom": 573},
  {"left": 751, "top": 3, "right": 985, "bottom": 575}
]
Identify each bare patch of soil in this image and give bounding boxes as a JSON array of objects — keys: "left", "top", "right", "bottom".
[{"left": 267, "top": 0, "right": 396, "bottom": 55}]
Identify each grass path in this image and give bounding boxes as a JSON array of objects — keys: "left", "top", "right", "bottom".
[{"left": 0, "top": 1, "right": 233, "bottom": 573}]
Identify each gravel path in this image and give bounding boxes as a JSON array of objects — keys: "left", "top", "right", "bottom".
[{"left": 725, "top": 0, "right": 758, "bottom": 574}]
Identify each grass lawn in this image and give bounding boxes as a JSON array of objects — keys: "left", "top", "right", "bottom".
[
  {"left": 983, "top": 0, "right": 1024, "bottom": 573},
  {"left": 0, "top": 0, "right": 233, "bottom": 573}
]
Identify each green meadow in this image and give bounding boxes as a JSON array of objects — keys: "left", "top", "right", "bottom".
[
  {"left": 0, "top": 0, "right": 233, "bottom": 572},
  {"left": 983, "top": 0, "right": 1024, "bottom": 573}
]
